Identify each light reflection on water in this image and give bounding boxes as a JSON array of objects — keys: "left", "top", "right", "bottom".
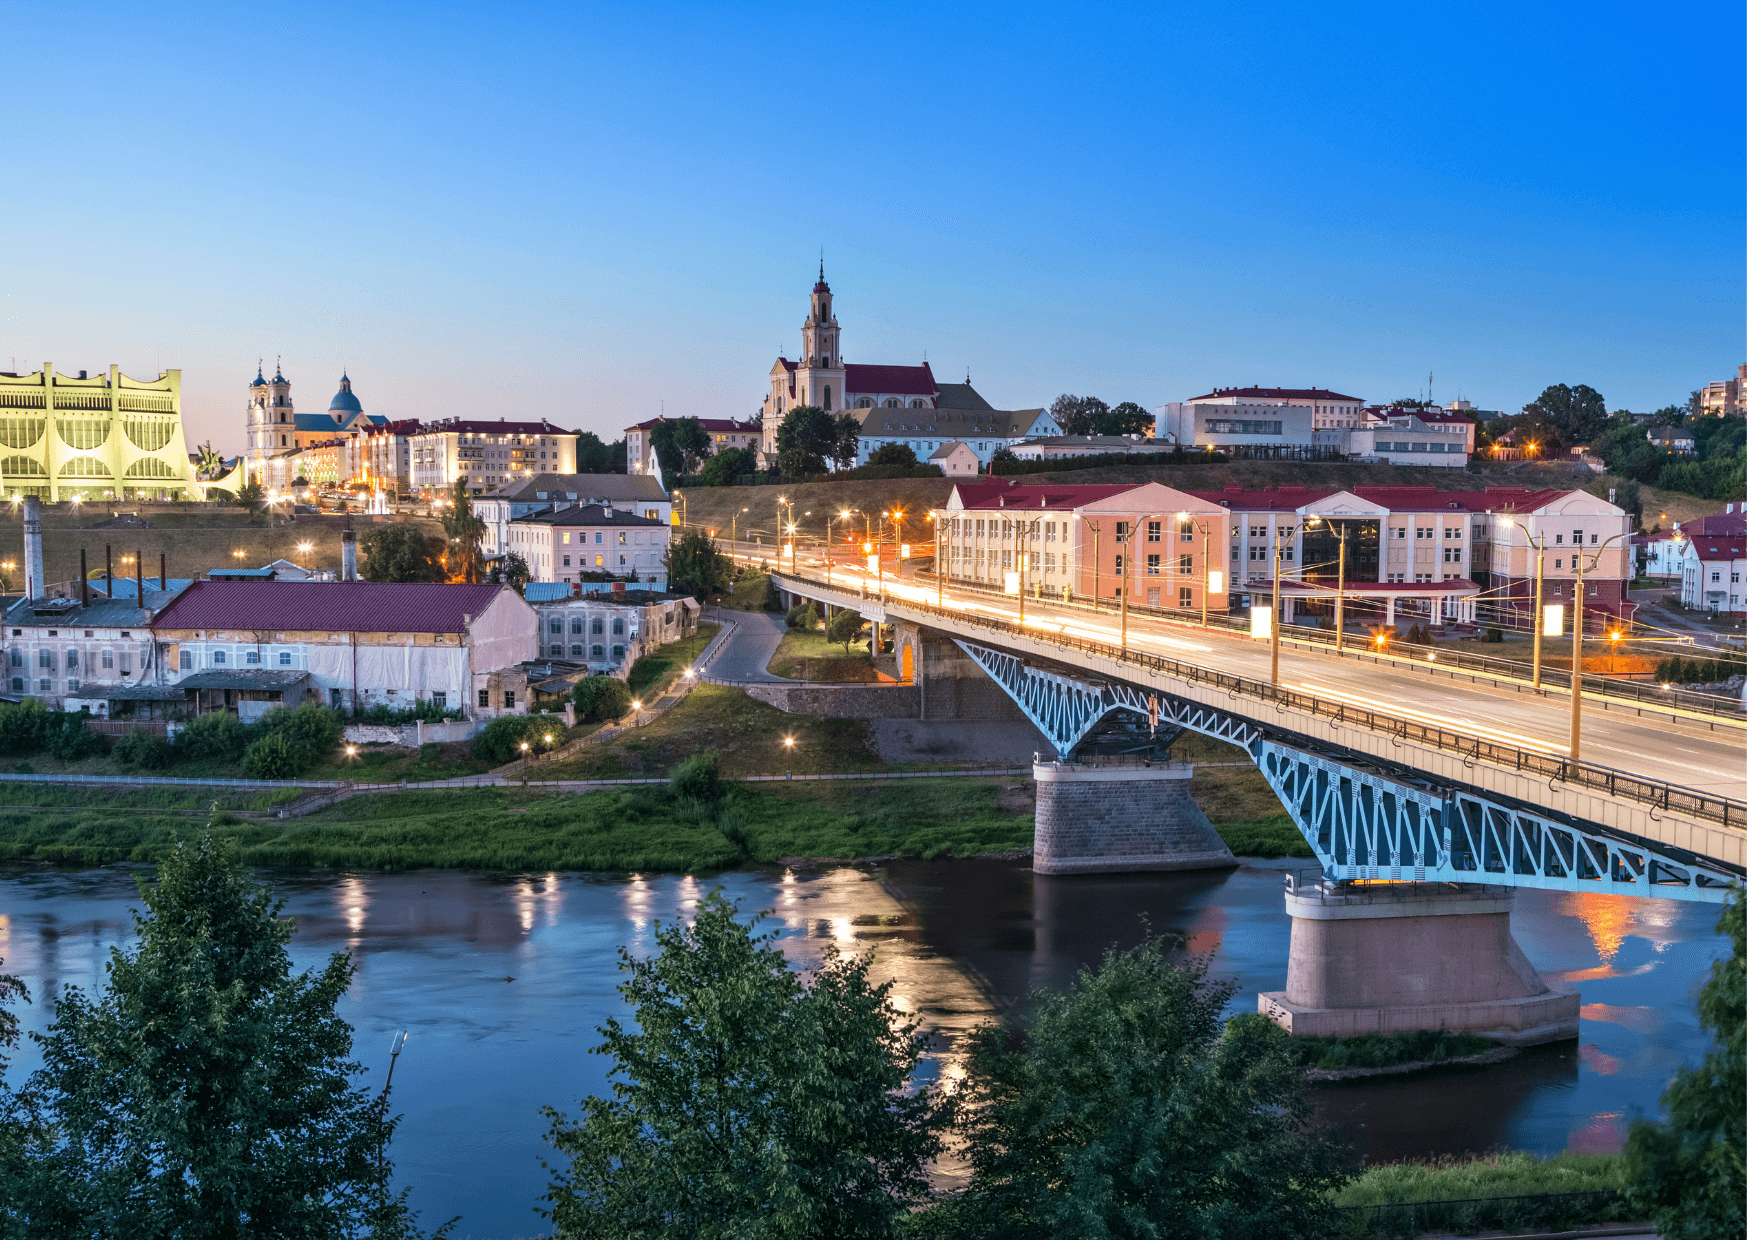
[{"left": 0, "top": 861, "right": 1731, "bottom": 1240}]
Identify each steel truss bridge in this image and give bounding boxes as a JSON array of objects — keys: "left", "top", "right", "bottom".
[{"left": 955, "top": 637, "right": 1740, "bottom": 904}]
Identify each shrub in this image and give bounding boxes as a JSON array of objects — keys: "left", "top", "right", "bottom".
[
  {"left": 254, "top": 703, "right": 344, "bottom": 757},
  {"left": 470, "top": 714, "right": 547, "bottom": 764},
  {"left": 241, "top": 731, "right": 306, "bottom": 779},
  {"left": 0, "top": 699, "right": 49, "bottom": 755},
  {"left": 44, "top": 712, "right": 107, "bottom": 761},
  {"left": 786, "top": 601, "right": 819, "bottom": 630},
  {"left": 826, "top": 607, "right": 864, "bottom": 653},
  {"left": 1484, "top": 626, "right": 1504, "bottom": 643},
  {"left": 670, "top": 751, "right": 723, "bottom": 803},
  {"left": 177, "top": 711, "right": 248, "bottom": 763},
  {"left": 573, "top": 676, "right": 632, "bottom": 723},
  {"left": 114, "top": 729, "right": 176, "bottom": 770}
]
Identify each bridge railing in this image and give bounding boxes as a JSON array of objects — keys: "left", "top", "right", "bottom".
[{"left": 773, "top": 572, "right": 1746, "bottom": 830}]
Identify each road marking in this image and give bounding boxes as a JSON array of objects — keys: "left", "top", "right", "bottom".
[{"left": 1298, "top": 682, "right": 1570, "bottom": 754}]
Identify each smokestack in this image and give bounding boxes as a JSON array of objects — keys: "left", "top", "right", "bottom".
[
  {"left": 22, "top": 497, "right": 43, "bottom": 600},
  {"left": 341, "top": 527, "right": 358, "bottom": 581},
  {"left": 80, "top": 549, "right": 88, "bottom": 605},
  {"left": 106, "top": 544, "right": 113, "bottom": 597},
  {"left": 160, "top": 553, "right": 166, "bottom": 592},
  {"left": 135, "top": 547, "right": 142, "bottom": 607}
]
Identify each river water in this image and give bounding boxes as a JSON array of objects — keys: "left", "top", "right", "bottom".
[{"left": 0, "top": 860, "right": 1729, "bottom": 1240}]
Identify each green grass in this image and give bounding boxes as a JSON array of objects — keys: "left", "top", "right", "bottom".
[
  {"left": 1333, "top": 1151, "right": 1627, "bottom": 1207},
  {"left": 715, "top": 570, "right": 781, "bottom": 613},
  {"left": 1279, "top": 1028, "right": 1499, "bottom": 1072},
  {"left": 1215, "top": 815, "right": 1312, "bottom": 859},
  {"left": 765, "top": 625, "right": 875, "bottom": 681},
  {"left": 626, "top": 623, "right": 721, "bottom": 697},
  {"left": 540, "top": 683, "right": 884, "bottom": 779},
  {"left": 0, "top": 776, "right": 1034, "bottom": 871}
]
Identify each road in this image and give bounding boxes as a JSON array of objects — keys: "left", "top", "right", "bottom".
[
  {"left": 768, "top": 555, "right": 1748, "bottom": 804},
  {"left": 698, "top": 609, "right": 792, "bottom": 682}
]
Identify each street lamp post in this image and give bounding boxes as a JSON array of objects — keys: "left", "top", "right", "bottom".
[
  {"left": 1269, "top": 521, "right": 1297, "bottom": 686},
  {"left": 1017, "top": 517, "right": 1040, "bottom": 623},
  {"left": 1178, "top": 512, "right": 1216, "bottom": 628},
  {"left": 1500, "top": 518, "right": 1547, "bottom": 689},
  {"left": 1304, "top": 516, "right": 1349, "bottom": 652},
  {"left": 1568, "top": 532, "right": 1631, "bottom": 764}
]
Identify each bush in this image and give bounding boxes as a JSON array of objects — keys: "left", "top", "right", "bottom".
[
  {"left": 826, "top": 607, "right": 864, "bottom": 652},
  {"left": 241, "top": 731, "right": 306, "bottom": 779},
  {"left": 1484, "top": 626, "right": 1504, "bottom": 643},
  {"left": 785, "top": 601, "right": 819, "bottom": 630},
  {"left": 44, "top": 711, "right": 107, "bottom": 761},
  {"left": 255, "top": 703, "right": 344, "bottom": 757},
  {"left": 0, "top": 699, "right": 49, "bottom": 755},
  {"left": 114, "top": 729, "right": 176, "bottom": 770},
  {"left": 669, "top": 751, "right": 723, "bottom": 803},
  {"left": 177, "top": 711, "right": 248, "bottom": 762},
  {"left": 470, "top": 714, "right": 548, "bottom": 764},
  {"left": 573, "top": 676, "right": 632, "bottom": 723}
]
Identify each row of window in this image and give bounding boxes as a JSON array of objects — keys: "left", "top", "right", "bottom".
[
  {"left": 547, "top": 643, "right": 625, "bottom": 660},
  {"left": 178, "top": 649, "right": 294, "bottom": 668},
  {"left": 9, "top": 648, "right": 132, "bottom": 671},
  {"left": 546, "top": 616, "right": 626, "bottom": 636}
]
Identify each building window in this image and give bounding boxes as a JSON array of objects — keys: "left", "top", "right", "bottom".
[
  {"left": 246, "top": 650, "right": 260, "bottom": 664},
  {"left": 478, "top": 689, "right": 490, "bottom": 708},
  {"left": 1180, "top": 554, "right": 1192, "bottom": 572},
  {"left": 66, "top": 649, "right": 77, "bottom": 669},
  {"left": 503, "top": 691, "right": 515, "bottom": 708},
  {"left": 179, "top": 650, "right": 191, "bottom": 670},
  {"left": 9, "top": 678, "right": 19, "bottom": 692},
  {"left": 549, "top": 617, "right": 563, "bottom": 634},
  {"left": 279, "top": 651, "right": 292, "bottom": 666},
  {"left": 570, "top": 643, "right": 584, "bottom": 657},
  {"left": 212, "top": 650, "right": 226, "bottom": 665},
  {"left": 1145, "top": 554, "right": 1160, "bottom": 575},
  {"left": 38, "top": 678, "right": 50, "bottom": 692},
  {"left": 37, "top": 649, "right": 50, "bottom": 669},
  {"left": 549, "top": 644, "right": 564, "bottom": 656},
  {"left": 592, "top": 644, "right": 605, "bottom": 659},
  {"left": 1146, "top": 521, "right": 1161, "bottom": 543},
  {"left": 1179, "top": 587, "right": 1193, "bottom": 608},
  {"left": 612, "top": 618, "right": 624, "bottom": 635},
  {"left": 612, "top": 645, "right": 625, "bottom": 659}
]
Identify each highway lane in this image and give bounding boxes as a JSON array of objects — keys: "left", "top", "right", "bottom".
[{"left": 772, "top": 555, "right": 1747, "bottom": 802}]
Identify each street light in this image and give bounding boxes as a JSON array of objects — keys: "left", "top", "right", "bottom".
[
  {"left": 1268, "top": 521, "right": 1298, "bottom": 686},
  {"left": 1498, "top": 517, "right": 1548, "bottom": 689},
  {"left": 1568, "top": 531, "right": 1632, "bottom": 764}
]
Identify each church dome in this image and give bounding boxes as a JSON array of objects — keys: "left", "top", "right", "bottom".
[
  {"left": 250, "top": 366, "right": 268, "bottom": 387},
  {"left": 328, "top": 372, "right": 362, "bottom": 414}
]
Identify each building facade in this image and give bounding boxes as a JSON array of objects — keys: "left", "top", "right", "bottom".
[
  {"left": 0, "top": 364, "right": 199, "bottom": 500},
  {"left": 475, "top": 473, "right": 671, "bottom": 558},
  {"left": 410, "top": 418, "right": 579, "bottom": 494},
  {"left": 506, "top": 505, "right": 671, "bottom": 587},
  {"left": 3, "top": 592, "right": 172, "bottom": 708},
  {"left": 151, "top": 581, "right": 536, "bottom": 717},
  {"left": 532, "top": 592, "right": 698, "bottom": 676},
  {"left": 244, "top": 365, "right": 387, "bottom": 487},
  {"left": 1680, "top": 534, "right": 1746, "bottom": 615},
  {"left": 1348, "top": 407, "right": 1476, "bottom": 466},
  {"left": 359, "top": 419, "right": 423, "bottom": 494}
]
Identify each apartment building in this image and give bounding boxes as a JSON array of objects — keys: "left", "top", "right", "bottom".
[
  {"left": 358, "top": 419, "right": 423, "bottom": 493},
  {"left": 1348, "top": 407, "right": 1476, "bottom": 467},
  {"left": 505, "top": 505, "right": 671, "bottom": 587},
  {"left": 410, "top": 418, "right": 579, "bottom": 494},
  {"left": 475, "top": 473, "right": 671, "bottom": 558},
  {"left": 624, "top": 416, "right": 762, "bottom": 476}
]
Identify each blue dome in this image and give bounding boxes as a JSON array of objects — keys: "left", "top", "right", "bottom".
[
  {"left": 329, "top": 389, "right": 363, "bottom": 414},
  {"left": 250, "top": 368, "right": 268, "bottom": 387}
]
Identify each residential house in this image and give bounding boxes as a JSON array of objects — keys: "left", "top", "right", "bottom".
[
  {"left": 852, "top": 387, "right": 1059, "bottom": 468},
  {"left": 1160, "top": 386, "right": 1366, "bottom": 434},
  {"left": 475, "top": 473, "right": 671, "bottom": 558},
  {"left": 151, "top": 581, "right": 537, "bottom": 717},
  {"left": 358, "top": 419, "right": 423, "bottom": 494},
  {"left": 3, "top": 588, "right": 182, "bottom": 709},
  {"left": 506, "top": 505, "right": 671, "bottom": 588},
  {"left": 928, "top": 441, "right": 980, "bottom": 476},
  {"left": 1646, "top": 426, "right": 1696, "bottom": 455},
  {"left": 625, "top": 416, "right": 762, "bottom": 476},
  {"left": 1347, "top": 408, "right": 1476, "bottom": 466}
]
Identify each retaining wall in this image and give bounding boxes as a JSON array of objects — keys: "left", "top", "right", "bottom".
[{"left": 743, "top": 682, "right": 921, "bottom": 718}]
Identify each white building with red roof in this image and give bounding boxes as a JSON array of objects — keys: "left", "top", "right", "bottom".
[{"left": 1680, "top": 531, "right": 1746, "bottom": 615}]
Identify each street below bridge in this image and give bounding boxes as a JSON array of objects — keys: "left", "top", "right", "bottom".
[{"left": 754, "top": 551, "right": 1747, "bottom": 806}]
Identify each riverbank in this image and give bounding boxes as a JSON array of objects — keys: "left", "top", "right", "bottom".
[{"left": 1331, "top": 1151, "right": 1637, "bottom": 1236}]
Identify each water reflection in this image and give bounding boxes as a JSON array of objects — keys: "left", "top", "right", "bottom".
[{"left": 0, "top": 862, "right": 1730, "bottom": 1238}]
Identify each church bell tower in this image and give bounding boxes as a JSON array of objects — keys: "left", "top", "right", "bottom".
[{"left": 796, "top": 262, "right": 846, "bottom": 411}]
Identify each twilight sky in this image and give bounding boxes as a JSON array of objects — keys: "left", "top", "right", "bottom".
[{"left": 5, "top": 1, "right": 1741, "bottom": 452}]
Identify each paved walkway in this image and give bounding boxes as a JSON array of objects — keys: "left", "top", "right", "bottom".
[{"left": 698, "top": 608, "right": 792, "bottom": 682}]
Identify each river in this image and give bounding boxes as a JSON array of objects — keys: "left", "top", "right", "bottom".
[{"left": 0, "top": 859, "right": 1729, "bottom": 1239}]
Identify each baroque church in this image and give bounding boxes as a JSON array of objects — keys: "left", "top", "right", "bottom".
[
  {"left": 243, "top": 362, "right": 385, "bottom": 484},
  {"left": 760, "top": 268, "right": 1058, "bottom": 466}
]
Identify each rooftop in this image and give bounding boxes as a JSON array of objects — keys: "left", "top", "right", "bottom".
[
  {"left": 177, "top": 669, "right": 312, "bottom": 691},
  {"left": 418, "top": 418, "right": 576, "bottom": 437},
  {"left": 846, "top": 362, "right": 938, "bottom": 396},
  {"left": 510, "top": 504, "right": 666, "bottom": 528},
  {"left": 1188, "top": 386, "right": 1364, "bottom": 403},
  {"left": 623, "top": 416, "right": 760, "bottom": 433},
  {"left": 484, "top": 473, "right": 669, "bottom": 503},
  {"left": 152, "top": 581, "right": 513, "bottom": 634},
  {"left": 5, "top": 595, "right": 155, "bottom": 628}
]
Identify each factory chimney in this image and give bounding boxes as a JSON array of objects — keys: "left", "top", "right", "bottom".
[
  {"left": 341, "top": 527, "right": 358, "bottom": 581},
  {"left": 22, "top": 498, "right": 43, "bottom": 600}
]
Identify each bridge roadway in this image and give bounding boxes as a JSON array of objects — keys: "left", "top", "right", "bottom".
[{"left": 762, "top": 557, "right": 1746, "bottom": 878}]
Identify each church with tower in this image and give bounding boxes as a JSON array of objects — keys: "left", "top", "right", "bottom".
[
  {"left": 244, "top": 362, "right": 386, "bottom": 485},
  {"left": 760, "top": 267, "right": 1058, "bottom": 465}
]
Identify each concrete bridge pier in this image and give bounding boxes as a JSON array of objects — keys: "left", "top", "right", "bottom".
[
  {"left": 1032, "top": 759, "right": 1237, "bottom": 874},
  {"left": 1258, "top": 876, "right": 1579, "bottom": 1046}
]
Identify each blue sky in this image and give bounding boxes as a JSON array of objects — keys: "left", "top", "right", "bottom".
[{"left": 5, "top": 1, "right": 1741, "bottom": 451}]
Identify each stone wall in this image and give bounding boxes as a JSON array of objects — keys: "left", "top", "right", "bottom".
[
  {"left": 742, "top": 682, "right": 920, "bottom": 718},
  {"left": 1032, "top": 760, "right": 1237, "bottom": 873},
  {"left": 908, "top": 625, "right": 1030, "bottom": 724},
  {"left": 342, "top": 719, "right": 485, "bottom": 747}
]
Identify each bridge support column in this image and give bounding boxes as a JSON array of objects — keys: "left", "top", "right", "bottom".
[
  {"left": 1258, "top": 878, "right": 1579, "bottom": 1046},
  {"left": 1033, "top": 760, "right": 1237, "bottom": 875}
]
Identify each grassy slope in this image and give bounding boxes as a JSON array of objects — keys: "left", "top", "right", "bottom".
[
  {"left": 764, "top": 625, "right": 875, "bottom": 681},
  {"left": 1333, "top": 1150, "right": 1626, "bottom": 1206},
  {"left": 627, "top": 623, "right": 720, "bottom": 696}
]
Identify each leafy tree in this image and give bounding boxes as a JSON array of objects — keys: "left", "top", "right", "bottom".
[
  {"left": 0, "top": 700, "right": 50, "bottom": 754},
  {"left": 495, "top": 552, "right": 532, "bottom": 591},
  {"left": 1524, "top": 383, "right": 1609, "bottom": 446},
  {"left": 669, "top": 751, "right": 723, "bottom": 803},
  {"left": 831, "top": 412, "right": 861, "bottom": 470},
  {"left": 663, "top": 528, "right": 734, "bottom": 599},
  {"left": 176, "top": 710, "right": 248, "bottom": 762},
  {"left": 470, "top": 714, "right": 548, "bottom": 764},
  {"left": 1625, "top": 891, "right": 1744, "bottom": 1240},
  {"left": 698, "top": 446, "right": 757, "bottom": 487},
  {"left": 194, "top": 441, "right": 226, "bottom": 478},
  {"left": 827, "top": 607, "right": 864, "bottom": 653},
  {"left": 867, "top": 443, "right": 919, "bottom": 468},
  {"left": 1388, "top": 397, "right": 1434, "bottom": 410},
  {"left": 44, "top": 711, "right": 105, "bottom": 761},
  {"left": 575, "top": 431, "right": 623, "bottom": 474},
  {"left": 941, "top": 934, "right": 1347, "bottom": 1240},
  {"left": 241, "top": 730, "right": 306, "bottom": 779},
  {"left": 572, "top": 676, "right": 632, "bottom": 723},
  {"left": 786, "top": 601, "right": 819, "bottom": 630},
  {"left": 775, "top": 405, "right": 838, "bottom": 478},
  {"left": 360, "top": 524, "right": 445, "bottom": 583},
  {"left": 651, "top": 418, "right": 712, "bottom": 481},
  {"left": 1048, "top": 394, "right": 1111, "bottom": 437},
  {"left": 542, "top": 893, "right": 945, "bottom": 1239},
  {"left": 989, "top": 446, "right": 1019, "bottom": 473},
  {"left": 441, "top": 477, "right": 487, "bottom": 583},
  {"left": 1102, "top": 401, "right": 1154, "bottom": 437},
  {"left": 4, "top": 836, "right": 442, "bottom": 1238}
]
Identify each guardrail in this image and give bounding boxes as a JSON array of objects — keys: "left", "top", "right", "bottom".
[{"left": 774, "top": 572, "right": 1747, "bottom": 830}]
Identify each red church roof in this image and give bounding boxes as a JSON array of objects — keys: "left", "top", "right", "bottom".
[{"left": 845, "top": 362, "right": 936, "bottom": 396}]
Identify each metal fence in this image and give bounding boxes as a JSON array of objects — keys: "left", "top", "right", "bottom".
[{"left": 775, "top": 573, "right": 1747, "bottom": 829}]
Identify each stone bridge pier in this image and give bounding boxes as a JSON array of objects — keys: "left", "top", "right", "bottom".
[
  {"left": 1258, "top": 876, "right": 1580, "bottom": 1045},
  {"left": 1033, "top": 759, "right": 1237, "bottom": 874}
]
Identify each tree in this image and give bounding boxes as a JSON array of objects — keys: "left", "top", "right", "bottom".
[
  {"left": 663, "top": 528, "right": 734, "bottom": 599},
  {"left": 575, "top": 431, "right": 622, "bottom": 474},
  {"left": 494, "top": 552, "right": 532, "bottom": 591},
  {"left": 698, "top": 446, "right": 757, "bottom": 487},
  {"left": 5, "top": 836, "right": 441, "bottom": 1237},
  {"left": 572, "top": 676, "right": 632, "bottom": 723},
  {"left": 831, "top": 412, "right": 861, "bottom": 470},
  {"left": 1388, "top": 397, "right": 1434, "bottom": 410},
  {"left": 194, "top": 441, "right": 226, "bottom": 478},
  {"left": 867, "top": 443, "right": 919, "bottom": 468},
  {"left": 827, "top": 607, "right": 863, "bottom": 653},
  {"left": 1626, "top": 890, "right": 1744, "bottom": 1240},
  {"left": 775, "top": 406, "right": 838, "bottom": 478},
  {"left": 989, "top": 446, "right": 1019, "bottom": 473},
  {"left": 1102, "top": 401, "right": 1153, "bottom": 437},
  {"left": 1048, "top": 394, "right": 1111, "bottom": 437},
  {"left": 441, "top": 477, "right": 487, "bottom": 583},
  {"left": 651, "top": 418, "right": 712, "bottom": 480},
  {"left": 542, "top": 893, "right": 945, "bottom": 1239},
  {"left": 233, "top": 477, "right": 265, "bottom": 510},
  {"left": 361, "top": 524, "right": 445, "bottom": 583},
  {"left": 1524, "top": 384, "right": 1608, "bottom": 446},
  {"left": 941, "top": 935, "right": 1347, "bottom": 1240}
]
